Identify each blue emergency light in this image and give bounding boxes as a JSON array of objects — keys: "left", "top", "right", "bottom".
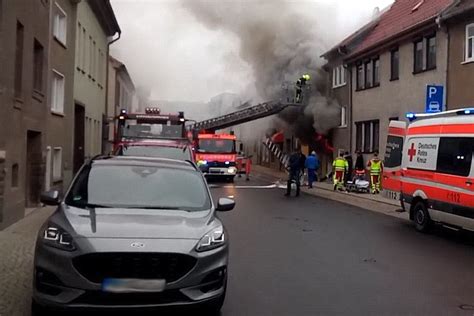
[{"left": 406, "top": 108, "right": 474, "bottom": 121}]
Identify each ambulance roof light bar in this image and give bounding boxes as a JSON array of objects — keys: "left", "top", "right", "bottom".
[{"left": 405, "top": 108, "right": 474, "bottom": 121}]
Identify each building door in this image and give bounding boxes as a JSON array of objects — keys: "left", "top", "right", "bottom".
[
  {"left": 74, "top": 104, "right": 85, "bottom": 174},
  {"left": 26, "top": 131, "right": 42, "bottom": 207}
]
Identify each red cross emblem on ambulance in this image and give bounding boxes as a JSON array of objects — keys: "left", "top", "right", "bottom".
[{"left": 408, "top": 143, "right": 417, "bottom": 162}]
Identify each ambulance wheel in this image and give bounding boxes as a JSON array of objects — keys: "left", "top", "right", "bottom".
[{"left": 413, "top": 201, "right": 431, "bottom": 233}]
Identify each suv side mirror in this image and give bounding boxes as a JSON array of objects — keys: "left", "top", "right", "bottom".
[
  {"left": 40, "top": 190, "right": 61, "bottom": 206},
  {"left": 216, "top": 198, "right": 235, "bottom": 212}
]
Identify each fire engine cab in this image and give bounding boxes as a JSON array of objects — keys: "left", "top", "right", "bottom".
[
  {"left": 194, "top": 133, "right": 238, "bottom": 181},
  {"left": 384, "top": 108, "right": 474, "bottom": 232}
]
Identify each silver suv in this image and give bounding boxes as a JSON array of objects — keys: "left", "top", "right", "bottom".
[{"left": 32, "top": 156, "right": 234, "bottom": 314}]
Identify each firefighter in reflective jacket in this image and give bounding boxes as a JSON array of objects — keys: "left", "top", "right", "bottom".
[
  {"left": 296, "top": 74, "right": 311, "bottom": 103},
  {"left": 367, "top": 151, "right": 383, "bottom": 194},
  {"left": 332, "top": 152, "right": 348, "bottom": 191}
]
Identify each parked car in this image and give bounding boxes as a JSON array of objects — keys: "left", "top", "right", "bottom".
[{"left": 32, "top": 156, "right": 234, "bottom": 314}]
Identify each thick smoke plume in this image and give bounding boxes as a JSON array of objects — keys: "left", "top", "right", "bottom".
[{"left": 181, "top": 0, "right": 342, "bottom": 142}]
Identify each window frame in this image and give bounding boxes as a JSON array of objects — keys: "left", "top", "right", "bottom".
[
  {"left": 355, "top": 120, "right": 380, "bottom": 153},
  {"left": 426, "top": 34, "right": 437, "bottom": 70},
  {"left": 33, "top": 39, "right": 44, "bottom": 93},
  {"left": 339, "top": 106, "right": 347, "bottom": 128},
  {"left": 53, "top": 147, "right": 63, "bottom": 182},
  {"left": 332, "top": 65, "right": 346, "bottom": 88},
  {"left": 466, "top": 23, "right": 474, "bottom": 62},
  {"left": 14, "top": 20, "right": 24, "bottom": 99},
  {"left": 53, "top": 2, "right": 67, "bottom": 47},
  {"left": 356, "top": 63, "right": 364, "bottom": 90},
  {"left": 373, "top": 57, "right": 380, "bottom": 86},
  {"left": 51, "top": 70, "right": 65, "bottom": 115},
  {"left": 364, "top": 60, "right": 373, "bottom": 88},
  {"left": 414, "top": 39, "right": 424, "bottom": 73},
  {"left": 390, "top": 48, "right": 399, "bottom": 81}
]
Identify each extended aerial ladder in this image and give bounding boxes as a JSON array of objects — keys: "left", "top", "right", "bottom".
[{"left": 188, "top": 100, "right": 298, "bottom": 132}]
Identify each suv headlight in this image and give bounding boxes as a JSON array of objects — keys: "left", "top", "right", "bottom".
[
  {"left": 228, "top": 167, "right": 237, "bottom": 174},
  {"left": 43, "top": 224, "right": 76, "bottom": 251},
  {"left": 196, "top": 226, "right": 225, "bottom": 252}
]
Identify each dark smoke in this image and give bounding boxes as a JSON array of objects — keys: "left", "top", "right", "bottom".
[{"left": 181, "top": 0, "right": 342, "bottom": 141}]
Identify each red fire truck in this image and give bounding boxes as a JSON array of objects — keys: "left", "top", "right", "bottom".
[
  {"left": 194, "top": 133, "right": 238, "bottom": 181},
  {"left": 114, "top": 108, "right": 194, "bottom": 162}
]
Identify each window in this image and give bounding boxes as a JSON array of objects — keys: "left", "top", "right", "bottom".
[
  {"left": 76, "top": 22, "right": 81, "bottom": 70},
  {"left": 373, "top": 58, "right": 380, "bottom": 86},
  {"left": 332, "top": 65, "right": 346, "bottom": 88},
  {"left": 437, "top": 138, "right": 474, "bottom": 176},
  {"left": 384, "top": 136, "right": 404, "bottom": 168},
  {"left": 53, "top": 3, "right": 67, "bottom": 45},
  {"left": 390, "top": 49, "right": 399, "bottom": 80},
  {"left": 53, "top": 147, "right": 62, "bottom": 181},
  {"left": 89, "top": 36, "right": 93, "bottom": 76},
  {"left": 11, "top": 164, "right": 19, "bottom": 188},
  {"left": 427, "top": 35, "right": 436, "bottom": 69},
  {"left": 51, "top": 70, "right": 65, "bottom": 114},
  {"left": 82, "top": 27, "right": 86, "bottom": 71},
  {"left": 466, "top": 24, "right": 474, "bottom": 62},
  {"left": 33, "top": 39, "right": 44, "bottom": 92},
  {"left": 356, "top": 64, "right": 363, "bottom": 90},
  {"left": 92, "top": 41, "right": 96, "bottom": 80},
  {"left": 339, "top": 106, "right": 347, "bottom": 127},
  {"left": 356, "top": 123, "right": 362, "bottom": 151},
  {"left": 355, "top": 120, "right": 379, "bottom": 153},
  {"left": 14, "top": 21, "right": 24, "bottom": 98},
  {"left": 365, "top": 60, "right": 373, "bottom": 88},
  {"left": 414, "top": 39, "right": 423, "bottom": 73}
]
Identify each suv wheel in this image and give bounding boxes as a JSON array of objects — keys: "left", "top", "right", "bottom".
[{"left": 414, "top": 201, "right": 431, "bottom": 233}]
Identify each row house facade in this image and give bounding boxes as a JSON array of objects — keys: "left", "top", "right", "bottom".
[
  {"left": 0, "top": 0, "right": 120, "bottom": 230},
  {"left": 73, "top": 0, "right": 120, "bottom": 172},
  {"left": 105, "top": 55, "right": 137, "bottom": 154},
  {"left": 322, "top": 0, "right": 469, "bottom": 166}
]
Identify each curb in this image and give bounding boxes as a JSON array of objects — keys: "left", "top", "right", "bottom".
[{"left": 253, "top": 165, "right": 410, "bottom": 221}]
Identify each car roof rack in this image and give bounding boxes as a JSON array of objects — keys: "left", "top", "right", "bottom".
[{"left": 406, "top": 107, "right": 474, "bottom": 121}]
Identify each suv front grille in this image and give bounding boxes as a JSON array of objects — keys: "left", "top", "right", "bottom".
[{"left": 73, "top": 253, "right": 197, "bottom": 283}]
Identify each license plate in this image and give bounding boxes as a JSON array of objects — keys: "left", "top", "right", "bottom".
[
  {"left": 384, "top": 190, "right": 400, "bottom": 201},
  {"left": 102, "top": 278, "right": 166, "bottom": 293},
  {"left": 209, "top": 168, "right": 222, "bottom": 174}
]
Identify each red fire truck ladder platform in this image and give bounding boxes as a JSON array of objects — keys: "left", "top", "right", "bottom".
[{"left": 188, "top": 101, "right": 298, "bottom": 132}]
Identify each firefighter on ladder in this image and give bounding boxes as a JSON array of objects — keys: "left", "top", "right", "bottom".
[
  {"left": 296, "top": 74, "right": 311, "bottom": 103},
  {"left": 333, "top": 151, "right": 348, "bottom": 191},
  {"left": 367, "top": 151, "right": 383, "bottom": 194}
]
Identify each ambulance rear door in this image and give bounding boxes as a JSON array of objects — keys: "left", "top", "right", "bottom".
[{"left": 383, "top": 121, "right": 407, "bottom": 202}]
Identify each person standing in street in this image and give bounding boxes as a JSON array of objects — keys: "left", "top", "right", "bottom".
[
  {"left": 344, "top": 151, "right": 353, "bottom": 184},
  {"left": 305, "top": 151, "right": 320, "bottom": 189},
  {"left": 332, "top": 151, "right": 348, "bottom": 191},
  {"left": 367, "top": 151, "right": 383, "bottom": 194},
  {"left": 285, "top": 149, "right": 302, "bottom": 197}
]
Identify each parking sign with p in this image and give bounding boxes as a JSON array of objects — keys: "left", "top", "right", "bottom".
[{"left": 426, "top": 85, "right": 444, "bottom": 113}]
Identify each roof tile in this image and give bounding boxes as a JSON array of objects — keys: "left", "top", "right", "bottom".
[{"left": 351, "top": 0, "right": 455, "bottom": 57}]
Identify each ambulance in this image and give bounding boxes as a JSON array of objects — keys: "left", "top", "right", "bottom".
[{"left": 384, "top": 109, "right": 474, "bottom": 233}]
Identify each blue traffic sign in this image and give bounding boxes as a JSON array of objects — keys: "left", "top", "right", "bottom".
[{"left": 426, "top": 85, "right": 444, "bottom": 113}]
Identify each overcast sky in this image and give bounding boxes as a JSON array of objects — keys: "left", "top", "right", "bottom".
[{"left": 110, "top": 0, "right": 395, "bottom": 103}]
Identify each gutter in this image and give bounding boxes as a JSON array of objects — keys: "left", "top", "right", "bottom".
[{"left": 103, "top": 31, "right": 121, "bottom": 153}]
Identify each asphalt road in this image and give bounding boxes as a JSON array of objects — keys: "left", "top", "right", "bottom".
[
  {"left": 3, "top": 173, "right": 474, "bottom": 316},
  {"left": 213, "top": 174, "right": 474, "bottom": 315}
]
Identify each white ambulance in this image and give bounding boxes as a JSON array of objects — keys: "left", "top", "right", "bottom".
[{"left": 384, "top": 109, "right": 474, "bottom": 232}]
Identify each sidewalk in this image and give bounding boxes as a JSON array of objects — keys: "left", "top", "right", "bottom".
[
  {"left": 0, "top": 206, "right": 54, "bottom": 316},
  {"left": 253, "top": 165, "right": 409, "bottom": 221}
]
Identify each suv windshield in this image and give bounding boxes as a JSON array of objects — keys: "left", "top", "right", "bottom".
[
  {"left": 66, "top": 164, "right": 210, "bottom": 211},
  {"left": 117, "top": 145, "right": 192, "bottom": 161},
  {"left": 198, "top": 139, "right": 235, "bottom": 153}
]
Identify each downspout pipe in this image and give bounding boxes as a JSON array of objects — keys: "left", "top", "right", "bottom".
[{"left": 103, "top": 31, "right": 121, "bottom": 154}]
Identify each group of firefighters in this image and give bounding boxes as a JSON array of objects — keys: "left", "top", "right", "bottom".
[{"left": 333, "top": 150, "right": 383, "bottom": 194}]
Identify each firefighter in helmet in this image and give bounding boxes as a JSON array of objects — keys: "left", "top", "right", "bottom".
[
  {"left": 296, "top": 74, "right": 311, "bottom": 103},
  {"left": 367, "top": 151, "right": 383, "bottom": 194}
]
